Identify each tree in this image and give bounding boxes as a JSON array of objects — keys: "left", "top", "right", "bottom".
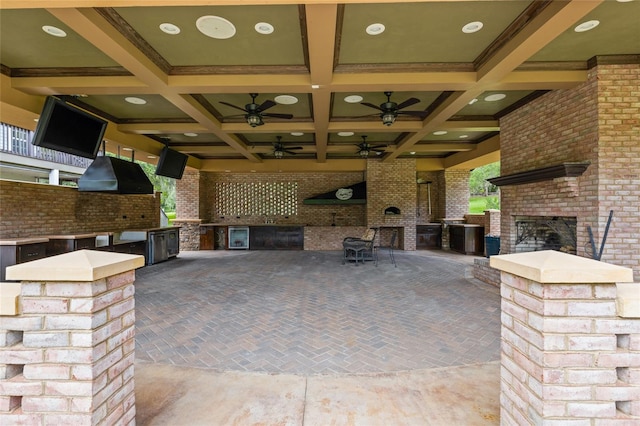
[
  {"left": 469, "top": 162, "right": 500, "bottom": 196},
  {"left": 137, "top": 160, "right": 176, "bottom": 212}
]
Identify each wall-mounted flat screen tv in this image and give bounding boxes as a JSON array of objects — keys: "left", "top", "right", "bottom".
[
  {"left": 32, "top": 96, "right": 108, "bottom": 159},
  {"left": 155, "top": 145, "right": 188, "bottom": 179}
]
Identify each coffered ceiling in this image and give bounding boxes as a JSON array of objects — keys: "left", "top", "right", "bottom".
[{"left": 1, "top": 0, "right": 638, "bottom": 173}]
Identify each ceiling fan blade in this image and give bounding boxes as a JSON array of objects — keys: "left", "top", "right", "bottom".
[
  {"left": 219, "top": 101, "right": 248, "bottom": 113},
  {"left": 397, "top": 110, "right": 428, "bottom": 117},
  {"left": 369, "top": 144, "right": 387, "bottom": 149},
  {"left": 285, "top": 146, "right": 303, "bottom": 150},
  {"left": 283, "top": 150, "right": 299, "bottom": 155},
  {"left": 360, "top": 102, "right": 383, "bottom": 111},
  {"left": 396, "top": 97, "right": 420, "bottom": 110},
  {"left": 262, "top": 113, "right": 294, "bottom": 119},
  {"left": 258, "top": 100, "right": 276, "bottom": 111}
]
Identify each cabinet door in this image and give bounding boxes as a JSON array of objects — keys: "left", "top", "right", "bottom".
[
  {"left": 18, "top": 243, "right": 47, "bottom": 263},
  {"left": 75, "top": 237, "right": 96, "bottom": 250}
]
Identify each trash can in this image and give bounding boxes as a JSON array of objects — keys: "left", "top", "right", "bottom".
[{"left": 485, "top": 236, "right": 500, "bottom": 257}]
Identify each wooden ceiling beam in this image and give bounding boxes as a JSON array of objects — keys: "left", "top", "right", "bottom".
[
  {"left": 305, "top": 4, "right": 339, "bottom": 162},
  {"left": 46, "top": 7, "right": 262, "bottom": 162}
]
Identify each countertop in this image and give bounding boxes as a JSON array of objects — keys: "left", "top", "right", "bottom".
[
  {"left": 45, "top": 233, "right": 99, "bottom": 240},
  {"left": 0, "top": 237, "right": 50, "bottom": 246}
]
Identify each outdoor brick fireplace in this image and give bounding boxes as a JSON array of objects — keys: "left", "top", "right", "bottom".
[{"left": 496, "top": 63, "right": 639, "bottom": 281}]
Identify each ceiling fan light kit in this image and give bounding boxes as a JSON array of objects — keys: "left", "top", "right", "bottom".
[
  {"left": 361, "top": 92, "right": 427, "bottom": 127},
  {"left": 220, "top": 93, "right": 293, "bottom": 127}
]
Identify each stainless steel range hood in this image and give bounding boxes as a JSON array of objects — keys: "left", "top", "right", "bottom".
[{"left": 78, "top": 156, "right": 154, "bottom": 194}]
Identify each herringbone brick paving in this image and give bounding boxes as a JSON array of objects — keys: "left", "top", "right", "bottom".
[{"left": 134, "top": 250, "right": 500, "bottom": 375}]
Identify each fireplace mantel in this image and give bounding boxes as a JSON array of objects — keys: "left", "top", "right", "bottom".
[{"left": 488, "top": 162, "right": 590, "bottom": 187}]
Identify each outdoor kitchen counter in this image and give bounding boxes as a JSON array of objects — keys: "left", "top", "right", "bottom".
[
  {"left": 0, "top": 237, "right": 50, "bottom": 281},
  {"left": 44, "top": 233, "right": 99, "bottom": 256}
]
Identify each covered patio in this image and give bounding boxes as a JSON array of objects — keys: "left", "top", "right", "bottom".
[{"left": 133, "top": 249, "right": 501, "bottom": 424}]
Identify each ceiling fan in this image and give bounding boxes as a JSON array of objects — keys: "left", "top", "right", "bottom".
[
  {"left": 273, "top": 136, "right": 303, "bottom": 159},
  {"left": 355, "top": 135, "right": 386, "bottom": 158},
  {"left": 219, "top": 93, "right": 293, "bottom": 127},
  {"left": 360, "top": 91, "right": 428, "bottom": 126}
]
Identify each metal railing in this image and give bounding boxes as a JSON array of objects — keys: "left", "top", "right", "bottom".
[{"left": 0, "top": 123, "right": 93, "bottom": 168}]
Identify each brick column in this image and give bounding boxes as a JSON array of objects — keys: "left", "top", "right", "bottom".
[
  {"left": 490, "top": 251, "right": 639, "bottom": 424},
  {"left": 1, "top": 250, "right": 144, "bottom": 425}
]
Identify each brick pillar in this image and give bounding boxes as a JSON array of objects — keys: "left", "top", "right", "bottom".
[
  {"left": 1, "top": 250, "right": 144, "bottom": 425},
  {"left": 175, "top": 168, "right": 200, "bottom": 220},
  {"left": 491, "top": 251, "right": 639, "bottom": 424},
  {"left": 484, "top": 209, "right": 501, "bottom": 237}
]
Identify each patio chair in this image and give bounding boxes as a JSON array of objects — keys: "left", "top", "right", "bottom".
[
  {"left": 375, "top": 229, "right": 397, "bottom": 267},
  {"left": 342, "top": 228, "right": 377, "bottom": 266}
]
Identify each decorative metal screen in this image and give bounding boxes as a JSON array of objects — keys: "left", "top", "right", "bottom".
[{"left": 215, "top": 181, "right": 298, "bottom": 216}]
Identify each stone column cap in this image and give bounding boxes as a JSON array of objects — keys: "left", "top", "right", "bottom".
[
  {"left": 6, "top": 250, "right": 145, "bottom": 282},
  {"left": 490, "top": 250, "right": 633, "bottom": 283}
]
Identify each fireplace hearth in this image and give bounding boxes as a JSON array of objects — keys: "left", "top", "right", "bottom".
[{"left": 514, "top": 216, "right": 577, "bottom": 254}]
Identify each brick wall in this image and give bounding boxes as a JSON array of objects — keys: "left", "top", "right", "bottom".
[
  {"left": 0, "top": 265, "right": 137, "bottom": 424},
  {"left": 0, "top": 180, "right": 160, "bottom": 239},
  {"left": 366, "top": 158, "right": 417, "bottom": 250},
  {"left": 494, "top": 252, "right": 640, "bottom": 424},
  {"left": 499, "top": 63, "right": 639, "bottom": 280},
  {"left": 439, "top": 169, "right": 470, "bottom": 219},
  {"left": 196, "top": 171, "right": 366, "bottom": 226}
]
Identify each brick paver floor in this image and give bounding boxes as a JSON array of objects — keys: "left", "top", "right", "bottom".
[{"left": 134, "top": 250, "right": 501, "bottom": 375}]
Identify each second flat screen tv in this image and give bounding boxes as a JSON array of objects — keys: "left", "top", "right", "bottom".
[
  {"left": 32, "top": 96, "right": 108, "bottom": 159},
  {"left": 155, "top": 146, "right": 188, "bottom": 179}
]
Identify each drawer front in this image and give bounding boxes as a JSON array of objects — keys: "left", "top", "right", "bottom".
[{"left": 18, "top": 243, "right": 47, "bottom": 263}]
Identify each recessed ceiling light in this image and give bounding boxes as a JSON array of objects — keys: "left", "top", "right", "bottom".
[
  {"left": 196, "top": 16, "right": 236, "bottom": 39},
  {"left": 122, "top": 147, "right": 133, "bottom": 151},
  {"left": 311, "top": 84, "right": 320, "bottom": 89},
  {"left": 574, "top": 20, "right": 600, "bottom": 32},
  {"left": 290, "top": 132, "right": 304, "bottom": 136},
  {"left": 459, "top": 135, "right": 469, "bottom": 139},
  {"left": 366, "top": 23, "right": 385, "bottom": 35},
  {"left": 344, "top": 95, "right": 363, "bottom": 103},
  {"left": 251, "top": 170, "right": 256, "bottom": 172},
  {"left": 410, "top": 151, "right": 416, "bottom": 155},
  {"left": 338, "top": 132, "right": 354, "bottom": 137},
  {"left": 224, "top": 169, "right": 231, "bottom": 172},
  {"left": 462, "top": 21, "right": 483, "bottom": 34},
  {"left": 275, "top": 95, "right": 298, "bottom": 105},
  {"left": 125, "top": 97, "right": 147, "bottom": 105},
  {"left": 42, "top": 25, "right": 67, "bottom": 37},
  {"left": 184, "top": 133, "right": 198, "bottom": 137},
  {"left": 484, "top": 93, "right": 506, "bottom": 102},
  {"left": 255, "top": 22, "right": 274, "bottom": 34},
  {"left": 616, "top": 0, "right": 634, "bottom": 2},
  {"left": 159, "top": 23, "right": 181, "bottom": 35},
  {"left": 147, "top": 155, "right": 157, "bottom": 159},
  {"left": 468, "top": 98, "right": 478, "bottom": 105},
  {"left": 433, "top": 131, "right": 448, "bottom": 136}
]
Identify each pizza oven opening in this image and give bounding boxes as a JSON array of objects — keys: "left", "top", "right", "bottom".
[{"left": 384, "top": 206, "right": 401, "bottom": 215}]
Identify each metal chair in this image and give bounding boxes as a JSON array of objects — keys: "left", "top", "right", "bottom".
[
  {"left": 375, "top": 230, "right": 397, "bottom": 267},
  {"left": 342, "top": 228, "right": 377, "bottom": 265}
]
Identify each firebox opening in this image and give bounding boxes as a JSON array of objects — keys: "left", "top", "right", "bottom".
[{"left": 514, "top": 216, "right": 577, "bottom": 254}]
